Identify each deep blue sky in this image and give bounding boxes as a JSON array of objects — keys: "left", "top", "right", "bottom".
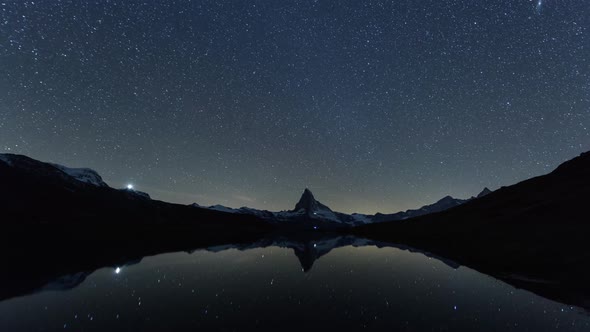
[{"left": 1, "top": 0, "right": 588, "bottom": 213}]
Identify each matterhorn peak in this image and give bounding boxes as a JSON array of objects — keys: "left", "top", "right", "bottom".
[
  {"left": 294, "top": 188, "right": 320, "bottom": 212},
  {"left": 291, "top": 188, "right": 341, "bottom": 220}
]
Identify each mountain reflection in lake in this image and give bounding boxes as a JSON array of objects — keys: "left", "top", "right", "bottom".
[{"left": 0, "top": 237, "right": 588, "bottom": 331}]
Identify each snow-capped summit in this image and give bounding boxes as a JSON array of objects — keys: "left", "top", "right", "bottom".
[
  {"left": 49, "top": 163, "right": 108, "bottom": 187},
  {"left": 0, "top": 153, "right": 107, "bottom": 187},
  {"left": 1, "top": 153, "right": 147, "bottom": 197}
]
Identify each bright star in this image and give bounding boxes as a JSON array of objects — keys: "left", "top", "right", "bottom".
[
  {"left": 126, "top": 184, "right": 134, "bottom": 190},
  {"left": 115, "top": 267, "right": 121, "bottom": 274}
]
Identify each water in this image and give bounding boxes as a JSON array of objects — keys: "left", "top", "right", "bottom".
[{"left": 0, "top": 240, "right": 588, "bottom": 331}]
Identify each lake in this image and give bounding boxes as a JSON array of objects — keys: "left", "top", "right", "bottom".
[{"left": 0, "top": 238, "right": 588, "bottom": 331}]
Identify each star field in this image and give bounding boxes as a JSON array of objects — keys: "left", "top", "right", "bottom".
[{"left": 1, "top": 0, "right": 588, "bottom": 213}]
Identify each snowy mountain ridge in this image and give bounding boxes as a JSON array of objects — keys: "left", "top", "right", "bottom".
[
  {"left": 192, "top": 187, "right": 492, "bottom": 226},
  {"left": 0, "top": 153, "right": 149, "bottom": 198},
  {"left": 49, "top": 163, "right": 108, "bottom": 187},
  {"left": 0, "top": 152, "right": 490, "bottom": 226}
]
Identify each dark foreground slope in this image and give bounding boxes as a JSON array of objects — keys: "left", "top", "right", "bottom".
[
  {"left": 0, "top": 154, "right": 273, "bottom": 301},
  {"left": 355, "top": 151, "right": 590, "bottom": 308},
  {"left": 0, "top": 154, "right": 271, "bottom": 229}
]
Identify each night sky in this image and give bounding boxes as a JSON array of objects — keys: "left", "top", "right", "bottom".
[{"left": 1, "top": 0, "right": 588, "bottom": 214}]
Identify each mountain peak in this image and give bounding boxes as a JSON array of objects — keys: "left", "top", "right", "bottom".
[
  {"left": 294, "top": 188, "right": 319, "bottom": 212},
  {"left": 435, "top": 195, "right": 456, "bottom": 204},
  {"left": 477, "top": 187, "right": 492, "bottom": 198},
  {"left": 292, "top": 188, "right": 341, "bottom": 222}
]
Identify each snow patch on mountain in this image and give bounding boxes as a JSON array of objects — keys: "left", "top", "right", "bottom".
[
  {"left": 1, "top": 153, "right": 108, "bottom": 187},
  {"left": 208, "top": 204, "right": 238, "bottom": 213},
  {"left": 50, "top": 163, "right": 108, "bottom": 187}
]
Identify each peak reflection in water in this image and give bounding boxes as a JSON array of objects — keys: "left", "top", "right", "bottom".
[{"left": 0, "top": 236, "right": 588, "bottom": 331}]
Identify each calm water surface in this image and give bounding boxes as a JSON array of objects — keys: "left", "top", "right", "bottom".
[{"left": 0, "top": 245, "right": 588, "bottom": 331}]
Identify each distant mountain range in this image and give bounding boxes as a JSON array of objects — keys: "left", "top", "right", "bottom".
[
  {"left": 0, "top": 153, "right": 490, "bottom": 228},
  {"left": 191, "top": 187, "right": 492, "bottom": 226},
  {"left": 2, "top": 151, "right": 590, "bottom": 310}
]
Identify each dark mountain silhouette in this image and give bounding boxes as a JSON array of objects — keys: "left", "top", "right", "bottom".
[
  {"left": 355, "top": 151, "right": 590, "bottom": 309},
  {"left": 0, "top": 153, "right": 269, "bottom": 229},
  {"left": 0, "top": 153, "right": 273, "bottom": 302},
  {"left": 361, "top": 151, "right": 589, "bottom": 227},
  {"left": 2, "top": 151, "right": 590, "bottom": 310},
  {"left": 294, "top": 188, "right": 333, "bottom": 217},
  {"left": 476, "top": 187, "right": 492, "bottom": 198},
  {"left": 371, "top": 195, "right": 468, "bottom": 222}
]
